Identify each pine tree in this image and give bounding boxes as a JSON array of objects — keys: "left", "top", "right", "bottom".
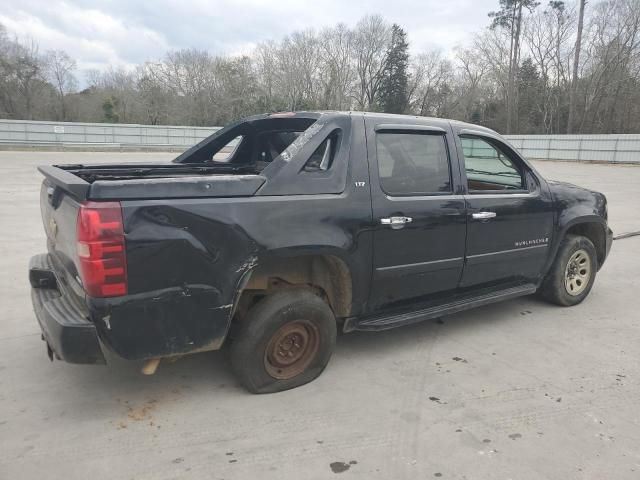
[
  {"left": 102, "top": 97, "right": 119, "bottom": 123},
  {"left": 517, "top": 58, "right": 543, "bottom": 132},
  {"left": 377, "top": 24, "right": 409, "bottom": 114}
]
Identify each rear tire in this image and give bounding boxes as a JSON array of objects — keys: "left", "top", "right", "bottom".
[
  {"left": 539, "top": 234, "right": 597, "bottom": 306},
  {"left": 230, "top": 289, "right": 337, "bottom": 394}
]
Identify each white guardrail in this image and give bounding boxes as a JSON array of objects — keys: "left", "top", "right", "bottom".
[
  {"left": 506, "top": 134, "right": 640, "bottom": 164},
  {"left": 0, "top": 119, "right": 220, "bottom": 149},
  {"left": 1, "top": 119, "right": 639, "bottom": 163}
]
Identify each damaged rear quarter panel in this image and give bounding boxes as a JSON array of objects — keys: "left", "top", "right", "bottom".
[
  {"left": 89, "top": 199, "right": 261, "bottom": 360},
  {"left": 92, "top": 192, "right": 371, "bottom": 360}
]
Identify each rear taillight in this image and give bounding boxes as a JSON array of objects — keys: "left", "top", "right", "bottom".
[{"left": 76, "top": 202, "right": 127, "bottom": 297}]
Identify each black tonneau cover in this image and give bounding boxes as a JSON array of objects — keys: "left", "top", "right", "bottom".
[
  {"left": 38, "top": 164, "right": 266, "bottom": 201},
  {"left": 89, "top": 174, "right": 265, "bottom": 200}
]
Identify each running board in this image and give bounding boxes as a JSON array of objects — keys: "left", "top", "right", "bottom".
[{"left": 346, "top": 284, "right": 537, "bottom": 332}]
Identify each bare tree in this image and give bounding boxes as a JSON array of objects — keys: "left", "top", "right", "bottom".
[
  {"left": 410, "top": 50, "right": 453, "bottom": 116},
  {"left": 352, "top": 15, "right": 390, "bottom": 110},
  {"left": 0, "top": 24, "right": 16, "bottom": 117},
  {"left": 475, "top": 28, "right": 512, "bottom": 120},
  {"left": 254, "top": 41, "right": 280, "bottom": 110},
  {"left": 272, "top": 31, "right": 321, "bottom": 110},
  {"left": 0, "top": 35, "right": 47, "bottom": 120},
  {"left": 454, "top": 46, "right": 490, "bottom": 122},
  {"left": 318, "top": 24, "right": 355, "bottom": 109},
  {"left": 45, "top": 50, "right": 77, "bottom": 120},
  {"left": 523, "top": 2, "right": 574, "bottom": 132},
  {"left": 490, "top": 0, "right": 541, "bottom": 133},
  {"left": 578, "top": 0, "right": 640, "bottom": 132},
  {"left": 213, "top": 56, "right": 259, "bottom": 123},
  {"left": 146, "top": 49, "right": 217, "bottom": 124},
  {"left": 136, "top": 65, "right": 172, "bottom": 125},
  {"left": 567, "top": 0, "right": 586, "bottom": 132}
]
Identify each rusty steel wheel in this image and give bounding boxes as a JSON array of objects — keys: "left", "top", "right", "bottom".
[
  {"left": 230, "top": 289, "right": 336, "bottom": 394},
  {"left": 264, "top": 320, "right": 320, "bottom": 379}
]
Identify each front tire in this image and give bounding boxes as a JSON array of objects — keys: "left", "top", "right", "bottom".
[
  {"left": 539, "top": 234, "right": 597, "bottom": 306},
  {"left": 230, "top": 289, "right": 337, "bottom": 394}
]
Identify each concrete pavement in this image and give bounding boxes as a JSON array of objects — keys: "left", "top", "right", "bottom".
[{"left": 1, "top": 152, "right": 639, "bottom": 480}]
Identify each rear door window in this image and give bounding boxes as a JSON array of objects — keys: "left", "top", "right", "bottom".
[{"left": 376, "top": 132, "right": 451, "bottom": 196}]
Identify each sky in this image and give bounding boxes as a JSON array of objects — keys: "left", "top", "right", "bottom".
[{"left": 0, "top": 0, "right": 498, "bottom": 77}]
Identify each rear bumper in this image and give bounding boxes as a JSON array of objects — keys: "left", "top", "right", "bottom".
[{"left": 29, "top": 254, "right": 106, "bottom": 364}]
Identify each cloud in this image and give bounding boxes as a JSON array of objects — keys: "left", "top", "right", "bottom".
[
  {"left": 0, "top": 0, "right": 497, "bottom": 74},
  {"left": 0, "top": 1, "right": 170, "bottom": 72}
]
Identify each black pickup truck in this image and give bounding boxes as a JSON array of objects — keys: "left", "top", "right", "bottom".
[{"left": 29, "top": 111, "right": 613, "bottom": 393}]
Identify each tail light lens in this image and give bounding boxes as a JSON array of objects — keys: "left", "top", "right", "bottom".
[{"left": 76, "top": 202, "right": 127, "bottom": 297}]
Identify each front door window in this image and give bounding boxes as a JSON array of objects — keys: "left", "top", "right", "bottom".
[{"left": 460, "top": 136, "right": 524, "bottom": 192}]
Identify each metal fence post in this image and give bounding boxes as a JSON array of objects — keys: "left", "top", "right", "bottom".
[{"left": 577, "top": 137, "right": 583, "bottom": 162}]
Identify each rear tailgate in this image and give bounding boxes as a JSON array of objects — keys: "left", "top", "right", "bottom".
[{"left": 38, "top": 166, "right": 89, "bottom": 300}]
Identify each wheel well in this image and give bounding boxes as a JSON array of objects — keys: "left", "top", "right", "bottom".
[
  {"left": 236, "top": 254, "right": 352, "bottom": 319},
  {"left": 566, "top": 222, "right": 606, "bottom": 267}
]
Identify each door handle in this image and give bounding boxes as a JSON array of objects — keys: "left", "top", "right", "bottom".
[
  {"left": 380, "top": 216, "right": 412, "bottom": 230},
  {"left": 472, "top": 211, "right": 497, "bottom": 220}
]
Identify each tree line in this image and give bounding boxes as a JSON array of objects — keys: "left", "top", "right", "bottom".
[{"left": 1, "top": 0, "right": 639, "bottom": 134}]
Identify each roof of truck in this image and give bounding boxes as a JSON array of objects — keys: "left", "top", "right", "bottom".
[{"left": 267, "top": 110, "right": 502, "bottom": 137}]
